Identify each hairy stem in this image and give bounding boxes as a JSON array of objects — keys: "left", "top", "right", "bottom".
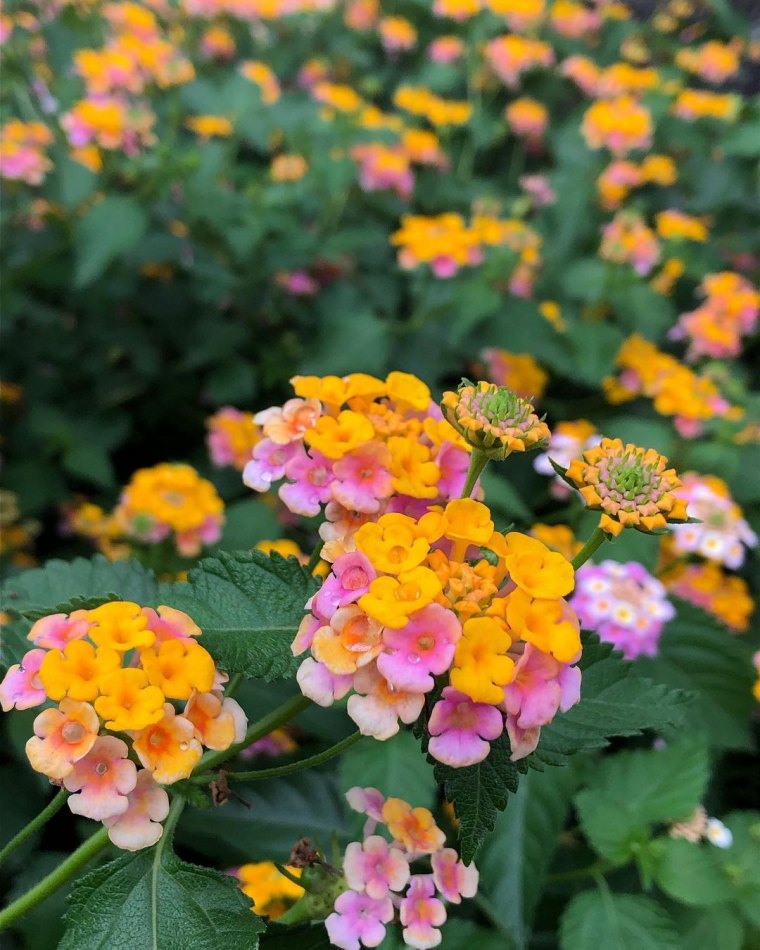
[
  {"left": 194, "top": 693, "right": 312, "bottom": 775},
  {"left": 0, "top": 788, "right": 69, "bottom": 866},
  {"left": 0, "top": 827, "right": 109, "bottom": 932},
  {"left": 571, "top": 525, "right": 608, "bottom": 571},
  {"left": 192, "top": 731, "right": 363, "bottom": 786}
]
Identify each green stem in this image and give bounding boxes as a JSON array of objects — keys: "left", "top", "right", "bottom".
[
  {"left": 0, "top": 788, "right": 69, "bottom": 866},
  {"left": 306, "top": 540, "right": 324, "bottom": 574},
  {"left": 274, "top": 863, "right": 310, "bottom": 892},
  {"left": 191, "top": 731, "right": 362, "bottom": 786},
  {"left": 571, "top": 525, "right": 609, "bottom": 571},
  {"left": 545, "top": 858, "right": 614, "bottom": 885},
  {"left": 0, "top": 827, "right": 109, "bottom": 932},
  {"left": 461, "top": 449, "right": 489, "bottom": 499},
  {"left": 193, "top": 693, "right": 312, "bottom": 775}
]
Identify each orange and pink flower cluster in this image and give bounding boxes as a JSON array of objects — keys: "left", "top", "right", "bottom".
[
  {"left": 0, "top": 601, "right": 245, "bottom": 850},
  {"left": 293, "top": 497, "right": 582, "bottom": 763},
  {"left": 244, "top": 372, "right": 472, "bottom": 518}
]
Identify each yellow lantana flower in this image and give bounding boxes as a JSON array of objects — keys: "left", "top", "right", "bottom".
[
  {"left": 94, "top": 667, "right": 165, "bottom": 731},
  {"left": 304, "top": 410, "right": 374, "bottom": 459},
  {"left": 450, "top": 617, "right": 515, "bottom": 704},
  {"left": 87, "top": 601, "right": 155, "bottom": 652},
  {"left": 359, "top": 567, "right": 442, "bottom": 628},
  {"left": 39, "top": 640, "right": 121, "bottom": 702},
  {"left": 505, "top": 589, "right": 581, "bottom": 663},
  {"left": 139, "top": 639, "right": 216, "bottom": 700}
]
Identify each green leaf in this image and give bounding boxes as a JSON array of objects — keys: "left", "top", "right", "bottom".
[
  {"left": 653, "top": 838, "right": 735, "bottom": 906},
  {"left": 531, "top": 634, "right": 691, "bottom": 768},
  {"left": 340, "top": 730, "right": 437, "bottom": 814},
  {"left": 575, "top": 740, "right": 710, "bottom": 863},
  {"left": 62, "top": 443, "right": 116, "bottom": 489},
  {"left": 178, "top": 773, "right": 351, "bottom": 865},
  {"left": 74, "top": 196, "right": 147, "bottom": 287},
  {"left": 672, "top": 905, "right": 744, "bottom": 950},
  {"left": 0, "top": 617, "right": 33, "bottom": 669},
  {"left": 635, "top": 599, "right": 755, "bottom": 750},
  {"left": 1, "top": 555, "right": 159, "bottom": 620},
  {"left": 434, "top": 733, "right": 524, "bottom": 865},
  {"left": 478, "top": 758, "right": 586, "bottom": 948},
  {"left": 159, "top": 551, "right": 317, "bottom": 680},
  {"left": 59, "top": 831, "right": 265, "bottom": 950},
  {"left": 560, "top": 888, "right": 681, "bottom": 950},
  {"left": 716, "top": 811, "right": 760, "bottom": 928},
  {"left": 479, "top": 470, "right": 532, "bottom": 524}
]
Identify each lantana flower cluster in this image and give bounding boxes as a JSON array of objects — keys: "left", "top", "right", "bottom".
[
  {"left": 561, "top": 437, "right": 689, "bottom": 537},
  {"left": 480, "top": 348, "right": 548, "bottom": 402},
  {"left": 235, "top": 861, "right": 304, "bottom": 919},
  {"left": 390, "top": 212, "right": 541, "bottom": 288},
  {"left": 571, "top": 560, "right": 675, "bottom": 659},
  {"left": 668, "top": 473, "right": 757, "bottom": 570},
  {"left": 670, "top": 272, "right": 759, "bottom": 361},
  {"left": 484, "top": 34, "right": 555, "bottom": 88},
  {"left": 596, "top": 154, "right": 677, "bottom": 210},
  {"left": 671, "top": 89, "right": 740, "bottom": 122},
  {"left": 207, "top": 406, "right": 261, "bottom": 471},
  {"left": 294, "top": 497, "right": 581, "bottom": 763},
  {"left": 534, "top": 420, "right": 601, "bottom": 499},
  {"left": 114, "top": 462, "right": 225, "bottom": 557},
  {"left": 327, "top": 787, "right": 478, "bottom": 950},
  {"left": 603, "top": 335, "right": 736, "bottom": 438},
  {"left": 244, "top": 371, "right": 472, "bottom": 519},
  {"left": 0, "top": 119, "right": 53, "bottom": 185},
  {"left": 0, "top": 601, "right": 245, "bottom": 850},
  {"left": 581, "top": 95, "right": 653, "bottom": 156},
  {"left": 599, "top": 210, "right": 660, "bottom": 276},
  {"left": 663, "top": 561, "right": 753, "bottom": 634}
]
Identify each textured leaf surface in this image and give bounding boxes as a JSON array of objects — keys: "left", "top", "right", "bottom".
[
  {"left": 478, "top": 758, "right": 586, "bottom": 948},
  {"left": 575, "top": 740, "right": 709, "bottom": 863},
  {"left": 635, "top": 599, "right": 754, "bottom": 749},
  {"left": 1, "top": 556, "right": 159, "bottom": 620},
  {"left": 560, "top": 889, "right": 681, "bottom": 950},
  {"left": 0, "top": 617, "right": 33, "bottom": 670},
  {"left": 59, "top": 833, "right": 265, "bottom": 950},
  {"left": 159, "top": 550, "right": 318, "bottom": 680},
  {"left": 532, "top": 633, "right": 691, "bottom": 767},
  {"left": 434, "top": 733, "right": 525, "bottom": 864}
]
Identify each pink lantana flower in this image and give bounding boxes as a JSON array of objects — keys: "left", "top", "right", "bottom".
[
  {"left": 313, "top": 551, "right": 376, "bottom": 617},
  {"left": 346, "top": 786, "right": 386, "bottom": 824},
  {"left": 27, "top": 611, "right": 90, "bottom": 650},
  {"left": 142, "top": 605, "right": 201, "bottom": 643},
  {"left": 431, "top": 848, "right": 479, "bottom": 903},
  {"left": 331, "top": 444, "right": 393, "bottom": 514},
  {"left": 63, "top": 735, "right": 138, "bottom": 820},
  {"left": 243, "top": 439, "right": 298, "bottom": 493},
  {"left": 103, "top": 769, "right": 170, "bottom": 851},
  {"left": 344, "top": 835, "right": 410, "bottom": 900},
  {"left": 377, "top": 604, "right": 461, "bottom": 692},
  {"left": 0, "top": 648, "right": 47, "bottom": 711},
  {"left": 279, "top": 447, "right": 334, "bottom": 516},
  {"left": 399, "top": 875, "right": 446, "bottom": 950},
  {"left": 325, "top": 890, "right": 394, "bottom": 950},
  {"left": 427, "top": 687, "right": 503, "bottom": 767},
  {"left": 503, "top": 645, "right": 581, "bottom": 760},
  {"left": 254, "top": 397, "right": 321, "bottom": 445},
  {"left": 26, "top": 699, "right": 100, "bottom": 779},
  {"left": 435, "top": 442, "right": 470, "bottom": 499},
  {"left": 347, "top": 662, "right": 425, "bottom": 740},
  {"left": 296, "top": 657, "right": 353, "bottom": 706},
  {"left": 292, "top": 614, "right": 321, "bottom": 654}
]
